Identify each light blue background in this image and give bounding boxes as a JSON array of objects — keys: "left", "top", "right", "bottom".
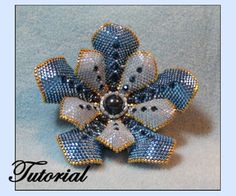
[
  {"left": 14, "top": 5, "right": 220, "bottom": 190},
  {"left": 4, "top": 1, "right": 235, "bottom": 194}
]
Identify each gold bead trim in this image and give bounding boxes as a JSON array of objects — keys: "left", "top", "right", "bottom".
[
  {"left": 126, "top": 99, "right": 177, "bottom": 132},
  {"left": 91, "top": 22, "right": 140, "bottom": 46},
  {"left": 56, "top": 135, "right": 102, "bottom": 166},
  {"left": 75, "top": 49, "right": 109, "bottom": 96},
  {"left": 96, "top": 136, "right": 134, "bottom": 153},
  {"left": 59, "top": 97, "right": 101, "bottom": 130},
  {"left": 34, "top": 56, "right": 66, "bottom": 102},
  {"left": 128, "top": 139, "right": 176, "bottom": 164}
]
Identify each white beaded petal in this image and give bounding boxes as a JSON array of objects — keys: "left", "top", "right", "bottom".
[
  {"left": 119, "top": 51, "right": 158, "bottom": 95},
  {"left": 96, "top": 120, "right": 135, "bottom": 153},
  {"left": 60, "top": 97, "right": 100, "bottom": 129},
  {"left": 127, "top": 99, "right": 176, "bottom": 131},
  {"left": 75, "top": 49, "right": 108, "bottom": 96}
]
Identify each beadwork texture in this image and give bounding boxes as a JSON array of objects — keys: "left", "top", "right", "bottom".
[
  {"left": 127, "top": 99, "right": 176, "bottom": 131},
  {"left": 118, "top": 51, "right": 158, "bottom": 95},
  {"left": 97, "top": 120, "right": 135, "bottom": 153},
  {"left": 129, "top": 68, "right": 198, "bottom": 111},
  {"left": 75, "top": 49, "right": 108, "bottom": 96},
  {"left": 34, "top": 56, "right": 97, "bottom": 103},
  {"left": 92, "top": 23, "right": 140, "bottom": 89},
  {"left": 34, "top": 23, "right": 198, "bottom": 166},
  {"left": 60, "top": 97, "right": 100, "bottom": 129}
]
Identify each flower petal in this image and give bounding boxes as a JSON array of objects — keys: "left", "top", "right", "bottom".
[
  {"left": 75, "top": 49, "right": 108, "bottom": 96},
  {"left": 92, "top": 23, "right": 140, "bottom": 88},
  {"left": 34, "top": 56, "right": 97, "bottom": 103},
  {"left": 123, "top": 118, "right": 176, "bottom": 164},
  {"left": 127, "top": 99, "right": 176, "bottom": 131},
  {"left": 129, "top": 68, "right": 199, "bottom": 111},
  {"left": 96, "top": 120, "right": 135, "bottom": 153},
  {"left": 118, "top": 51, "right": 158, "bottom": 95},
  {"left": 57, "top": 117, "right": 106, "bottom": 165},
  {"left": 60, "top": 97, "right": 100, "bottom": 129}
]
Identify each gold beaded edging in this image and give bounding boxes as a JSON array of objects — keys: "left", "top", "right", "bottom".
[
  {"left": 96, "top": 136, "right": 134, "bottom": 153},
  {"left": 91, "top": 22, "right": 140, "bottom": 46},
  {"left": 128, "top": 139, "right": 177, "bottom": 165},
  {"left": 75, "top": 49, "right": 109, "bottom": 96},
  {"left": 34, "top": 56, "right": 65, "bottom": 102},
  {"left": 59, "top": 97, "right": 101, "bottom": 130},
  {"left": 118, "top": 50, "right": 158, "bottom": 97},
  {"left": 174, "top": 67, "right": 199, "bottom": 112},
  {"left": 126, "top": 99, "right": 177, "bottom": 132},
  {"left": 91, "top": 22, "right": 112, "bottom": 43},
  {"left": 75, "top": 49, "right": 102, "bottom": 75},
  {"left": 56, "top": 135, "right": 103, "bottom": 166}
]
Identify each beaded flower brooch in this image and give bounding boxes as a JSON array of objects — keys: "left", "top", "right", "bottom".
[{"left": 34, "top": 23, "right": 198, "bottom": 166}]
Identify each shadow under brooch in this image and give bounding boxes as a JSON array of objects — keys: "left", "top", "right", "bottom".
[{"left": 34, "top": 23, "right": 198, "bottom": 166}]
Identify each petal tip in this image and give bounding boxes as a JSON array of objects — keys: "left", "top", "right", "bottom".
[
  {"left": 56, "top": 131, "right": 103, "bottom": 166},
  {"left": 92, "top": 22, "right": 140, "bottom": 46},
  {"left": 34, "top": 57, "right": 66, "bottom": 103},
  {"left": 96, "top": 136, "right": 134, "bottom": 153},
  {"left": 174, "top": 67, "right": 199, "bottom": 112}
]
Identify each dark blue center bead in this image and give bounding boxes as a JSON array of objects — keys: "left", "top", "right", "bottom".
[
  {"left": 87, "top": 131, "right": 93, "bottom": 136},
  {"left": 96, "top": 75, "right": 101, "bottom": 82},
  {"left": 86, "top": 105, "right": 92, "bottom": 110},
  {"left": 81, "top": 135, "right": 88, "bottom": 140},
  {"left": 68, "top": 80, "right": 74, "bottom": 88},
  {"left": 169, "top": 81, "right": 177, "bottom": 89},
  {"left": 127, "top": 96, "right": 134, "bottom": 104},
  {"left": 76, "top": 85, "right": 82, "bottom": 92},
  {"left": 112, "top": 40, "right": 120, "bottom": 49},
  {"left": 160, "top": 85, "right": 167, "bottom": 92},
  {"left": 150, "top": 88, "right": 157, "bottom": 95},
  {"left": 92, "top": 95, "right": 100, "bottom": 103},
  {"left": 99, "top": 115, "right": 109, "bottom": 124},
  {"left": 136, "top": 67, "right": 143, "bottom": 73},
  {"left": 139, "top": 94, "right": 146, "bottom": 102},
  {"left": 122, "top": 85, "right": 129, "bottom": 91},
  {"left": 103, "top": 94, "right": 124, "bottom": 115},
  {"left": 112, "top": 51, "right": 120, "bottom": 60},
  {"left": 129, "top": 76, "right": 136, "bottom": 83},
  {"left": 140, "top": 130, "right": 147, "bottom": 135},
  {"left": 109, "top": 84, "right": 117, "bottom": 92},
  {"left": 151, "top": 106, "right": 158, "bottom": 112},
  {"left": 93, "top": 66, "right": 99, "bottom": 72},
  {"left": 110, "top": 71, "right": 120, "bottom": 82},
  {"left": 61, "top": 75, "right": 67, "bottom": 83},
  {"left": 141, "top": 106, "right": 147, "bottom": 112},
  {"left": 111, "top": 62, "right": 119, "bottom": 70},
  {"left": 99, "top": 84, "right": 104, "bottom": 90}
]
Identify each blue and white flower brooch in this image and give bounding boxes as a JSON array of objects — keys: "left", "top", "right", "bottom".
[{"left": 34, "top": 23, "right": 198, "bottom": 166}]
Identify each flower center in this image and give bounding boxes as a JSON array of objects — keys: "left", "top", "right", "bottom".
[
  {"left": 104, "top": 94, "right": 124, "bottom": 115},
  {"left": 100, "top": 92, "right": 128, "bottom": 119}
]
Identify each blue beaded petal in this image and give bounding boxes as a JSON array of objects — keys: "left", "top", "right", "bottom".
[
  {"left": 92, "top": 23, "right": 139, "bottom": 89},
  {"left": 57, "top": 116, "right": 107, "bottom": 165},
  {"left": 123, "top": 118, "right": 176, "bottom": 164},
  {"left": 129, "top": 68, "right": 198, "bottom": 111},
  {"left": 34, "top": 56, "right": 97, "bottom": 103}
]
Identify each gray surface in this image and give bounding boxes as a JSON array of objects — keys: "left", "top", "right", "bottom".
[{"left": 16, "top": 6, "right": 220, "bottom": 190}]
